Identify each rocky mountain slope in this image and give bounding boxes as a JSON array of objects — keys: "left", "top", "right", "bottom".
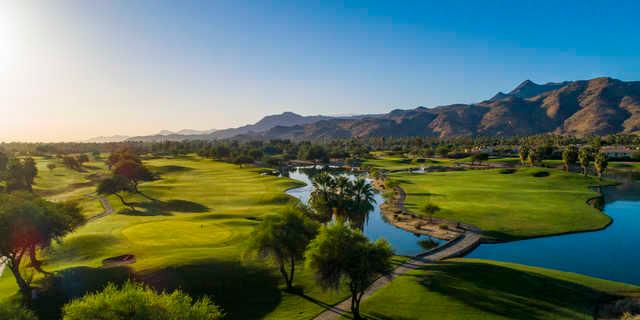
[
  {"left": 257, "top": 77, "right": 640, "bottom": 139},
  {"left": 126, "top": 112, "right": 362, "bottom": 142}
]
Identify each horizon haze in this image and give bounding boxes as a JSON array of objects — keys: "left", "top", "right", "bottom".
[{"left": 2, "top": 0, "right": 640, "bottom": 142}]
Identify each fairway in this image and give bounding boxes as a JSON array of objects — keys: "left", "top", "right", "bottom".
[
  {"left": 392, "top": 168, "right": 611, "bottom": 240},
  {"left": 122, "top": 221, "right": 234, "bottom": 247},
  {"left": 32, "top": 156, "right": 112, "bottom": 218},
  {"left": 362, "top": 156, "right": 456, "bottom": 171},
  {"left": 358, "top": 258, "right": 640, "bottom": 320},
  {"left": 0, "top": 156, "right": 354, "bottom": 319}
]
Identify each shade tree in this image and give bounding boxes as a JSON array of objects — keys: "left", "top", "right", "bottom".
[
  {"left": 112, "top": 159, "right": 155, "bottom": 200},
  {"left": 0, "top": 192, "right": 85, "bottom": 303},
  {"left": 97, "top": 175, "right": 136, "bottom": 210},
  {"left": 5, "top": 158, "right": 38, "bottom": 192},
  {"left": 245, "top": 207, "right": 319, "bottom": 290},
  {"left": 305, "top": 223, "right": 394, "bottom": 319}
]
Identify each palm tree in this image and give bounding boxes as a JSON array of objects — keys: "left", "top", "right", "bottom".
[
  {"left": 518, "top": 146, "right": 529, "bottom": 166},
  {"left": 579, "top": 148, "right": 591, "bottom": 176},
  {"left": 351, "top": 178, "right": 375, "bottom": 203},
  {"left": 311, "top": 172, "right": 336, "bottom": 203},
  {"left": 594, "top": 152, "right": 608, "bottom": 178},
  {"left": 562, "top": 145, "right": 579, "bottom": 172}
]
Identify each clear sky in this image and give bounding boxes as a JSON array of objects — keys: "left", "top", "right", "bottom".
[{"left": 2, "top": 0, "right": 640, "bottom": 142}]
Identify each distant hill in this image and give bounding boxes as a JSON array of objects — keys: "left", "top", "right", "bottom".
[
  {"left": 154, "top": 129, "right": 217, "bottom": 136},
  {"left": 85, "top": 135, "right": 130, "bottom": 143},
  {"left": 125, "top": 112, "right": 366, "bottom": 142},
  {"left": 114, "top": 77, "right": 640, "bottom": 142},
  {"left": 256, "top": 77, "right": 640, "bottom": 139}
]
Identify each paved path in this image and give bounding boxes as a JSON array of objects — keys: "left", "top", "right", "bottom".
[
  {"left": 86, "top": 193, "right": 114, "bottom": 222},
  {"left": 313, "top": 231, "right": 482, "bottom": 320}
]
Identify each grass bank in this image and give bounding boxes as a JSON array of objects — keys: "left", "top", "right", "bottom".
[
  {"left": 357, "top": 258, "right": 640, "bottom": 320},
  {"left": 391, "top": 167, "right": 611, "bottom": 241}
]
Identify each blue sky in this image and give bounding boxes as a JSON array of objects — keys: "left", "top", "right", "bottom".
[{"left": 2, "top": 0, "right": 640, "bottom": 141}]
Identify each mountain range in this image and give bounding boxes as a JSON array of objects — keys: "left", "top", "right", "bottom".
[
  {"left": 108, "top": 77, "right": 640, "bottom": 142},
  {"left": 254, "top": 77, "right": 640, "bottom": 140}
]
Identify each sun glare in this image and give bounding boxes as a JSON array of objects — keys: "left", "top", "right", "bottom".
[{"left": 0, "top": 3, "right": 21, "bottom": 71}]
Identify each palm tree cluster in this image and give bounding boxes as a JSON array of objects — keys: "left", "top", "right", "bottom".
[{"left": 308, "top": 172, "right": 376, "bottom": 228}]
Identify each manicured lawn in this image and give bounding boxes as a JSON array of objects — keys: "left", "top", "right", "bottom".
[
  {"left": 393, "top": 168, "right": 610, "bottom": 240},
  {"left": 0, "top": 156, "right": 357, "bottom": 320},
  {"left": 32, "top": 156, "right": 112, "bottom": 218},
  {"left": 357, "top": 258, "right": 640, "bottom": 320},
  {"left": 609, "top": 161, "right": 640, "bottom": 170},
  {"left": 362, "top": 156, "right": 455, "bottom": 171}
]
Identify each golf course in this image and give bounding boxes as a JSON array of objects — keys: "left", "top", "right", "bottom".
[
  {"left": 0, "top": 156, "right": 356, "bottom": 319},
  {"left": 1, "top": 154, "right": 639, "bottom": 319}
]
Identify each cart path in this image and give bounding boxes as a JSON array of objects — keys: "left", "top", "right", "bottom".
[
  {"left": 86, "top": 193, "right": 114, "bottom": 222},
  {"left": 313, "top": 231, "right": 482, "bottom": 320}
]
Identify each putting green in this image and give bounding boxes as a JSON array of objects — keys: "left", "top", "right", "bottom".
[{"left": 122, "top": 221, "right": 233, "bottom": 247}]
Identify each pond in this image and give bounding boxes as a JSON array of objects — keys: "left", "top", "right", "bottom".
[
  {"left": 467, "top": 178, "right": 640, "bottom": 285},
  {"left": 285, "top": 167, "right": 443, "bottom": 256}
]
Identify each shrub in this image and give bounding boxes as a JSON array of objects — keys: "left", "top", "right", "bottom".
[
  {"left": 0, "top": 302, "right": 37, "bottom": 320},
  {"left": 62, "top": 281, "right": 223, "bottom": 320}
]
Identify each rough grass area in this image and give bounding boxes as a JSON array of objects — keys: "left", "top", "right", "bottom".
[
  {"left": 357, "top": 258, "right": 640, "bottom": 320},
  {"left": 0, "top": 156, "right": 360, "bottom": 320},
  {"left": 393, "top": 168, "right": 611, "bottom": 240}
]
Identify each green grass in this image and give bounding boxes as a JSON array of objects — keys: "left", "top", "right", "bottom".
[
  {"left": 362, "top": 156, "right": 455, "bottom": 171},
  {"left": 0, "top": 156, "right": 357, "bottom": 319},
  {"left": 357, "top": 258, "right": 640, "bottom": 320},
  {"left": 609, "top": 161, "right": 640, "bottom": 170},
  {"left": 392, "top": 167, "right": 610, "bottom": 240},
  {"left": 31, "top": 157, "right": 111, "bottom": 218}
]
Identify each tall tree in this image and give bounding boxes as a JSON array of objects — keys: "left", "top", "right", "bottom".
[
  {"left": 0, "top": 192, "right": 85, "bottom": 303},
  {"left": 562, "top": 145, "right": 579, "bottom": 172},
  {"left": 5, "top": 158, "right": 37, "bottom": 192},
  {"left": 527, "top": 149, "right": 538, "bottom": 167},
  {"left": 305, "top": 223, "right": 393, "bottom": 319},
  {"left": 246, "top": 207, "right": 319, "bottom": 290},
  {"left": 22, "top": 158, "right": 38, "bottom": 192},
  {"left": 579, "top": 148, "right": 591, "bottom": 176},
  {"left": 113, "top": 160, "right": 155, "bottom": 200},
  {"left": 594, "top": 152, "right": 609, "bottom": 178},
  {"left": 518, "top": 146, "right": 529, "bottom": 166},
  {"left": 0, "top": 151, "right": 8, "bottom": 173},
  {"left": 97, "top": 175, "right": 136, "bottom": 210}
]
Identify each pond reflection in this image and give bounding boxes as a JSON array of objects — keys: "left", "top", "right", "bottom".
[{"left": 285, "top": 167, "right": 443, "bottom": 256}]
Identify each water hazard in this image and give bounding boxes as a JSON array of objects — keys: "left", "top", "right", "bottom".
[{"left": 284, "top": 167, "right": 443, "bottom": 256}]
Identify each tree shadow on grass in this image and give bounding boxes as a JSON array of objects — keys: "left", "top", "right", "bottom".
[
  {"left": 138, "top": 260, "right": 282, "bottom": 320},
  {"left": 33, "top": 266, "right": 133, "bottom": 320},
  {"left": 149, "top": 165, "right": 194, "bottom": 174},
  {"left": 412, "top": 261, "right": 615, "bottom": 320},
  {"left": 119, "top": 199, "right": 209, "bottom": 216}
]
